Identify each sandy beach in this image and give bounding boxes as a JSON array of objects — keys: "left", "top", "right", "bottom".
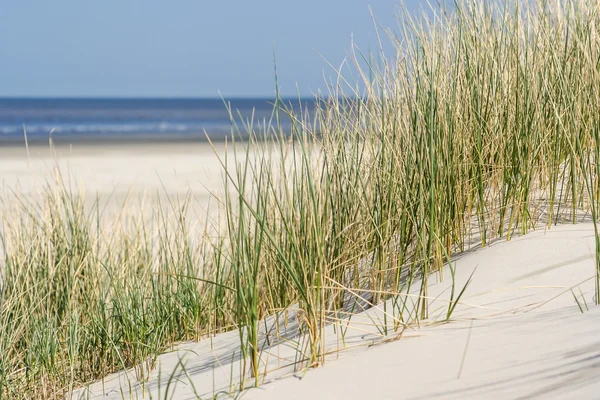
[
  {"left": 1, "top": 141, "right": 598, "bottom": 399},
  {"left": 0, "top": 141, "right": 225, "bottom": 206}
]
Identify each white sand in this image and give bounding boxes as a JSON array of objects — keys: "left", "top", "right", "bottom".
[
  {"left": 76, "top": 221, "right": 600, "bottom": 399},
  {"left": 2, "top": 143, "right": 598, "bottom": 399},
  {"left": 248, "top": 225, "right": 600, "bottom": 400},
  {"left": 0, "top": 142, "right": 227, "bottom": 204}
]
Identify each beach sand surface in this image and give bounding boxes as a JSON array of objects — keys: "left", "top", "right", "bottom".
[
  {"left": 0, "top": 142, "right": 226, "bottom": 204},
  {"left": 75, "top": 218, "right": 600, "bottom": 399}
]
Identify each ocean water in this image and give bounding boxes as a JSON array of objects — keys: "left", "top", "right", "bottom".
[{"left": 0, "top": 98, "right": 315, "bottom": 144}]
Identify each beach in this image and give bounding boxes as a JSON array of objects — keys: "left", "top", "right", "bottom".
[
  {"left": 0, "top": 141, "right": 224, "bottom": 203},
  {"left": 2, "top": 141, "right": 597, "bottom": 399},
  {"left": 3, "top": 1, "right": 600, "bottom": 398}
]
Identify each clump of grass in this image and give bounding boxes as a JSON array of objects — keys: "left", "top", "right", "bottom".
[
  {"left": 2, "top": 0, "right": 600, "bottom": 398},
  {"left": 216, "top": 0, "right": 600, "bottom": 378},
  {"left": 0, "top": 181, "right": 223, "bottom": 397}
]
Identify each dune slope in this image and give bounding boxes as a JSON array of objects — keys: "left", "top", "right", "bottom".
[{"left": 75, "top": 223, "right": 600, "bottom": 399}]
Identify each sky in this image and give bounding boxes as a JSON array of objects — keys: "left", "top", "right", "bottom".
[{"left": 0, "top": 1, "right": 425, "bottom": 98}]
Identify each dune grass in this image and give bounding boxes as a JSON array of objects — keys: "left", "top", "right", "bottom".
[{"left": 1, "top": 0, "right": 600, "bottom": 397}]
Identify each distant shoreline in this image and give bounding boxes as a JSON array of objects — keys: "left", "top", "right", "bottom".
[
  {"left": 0, "top": 96, "right": 316, "bottom": 101},
  {"left": 0, "top": 132, "right": 242, "bottom": 147}
]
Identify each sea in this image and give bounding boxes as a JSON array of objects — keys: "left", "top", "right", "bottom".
[{"left": 0, "top": 98, "right": 316, "bottom": 145}]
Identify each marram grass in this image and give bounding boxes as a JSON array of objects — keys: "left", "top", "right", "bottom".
[{"left": 2, "top": 0, "right": 600, "bottom": 397}]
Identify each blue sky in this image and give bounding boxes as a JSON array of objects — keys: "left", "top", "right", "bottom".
[{"left": 0, "top": 1, "right": 424, "bottom": 98}]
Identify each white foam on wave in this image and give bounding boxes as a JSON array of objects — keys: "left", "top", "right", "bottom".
[{"left": 0, "top": 122, "right": 229, "bottom": 136}]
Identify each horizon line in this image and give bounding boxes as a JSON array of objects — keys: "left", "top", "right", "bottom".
[{"left": 0, "top": 95, "right": 322, "bottom": 101}]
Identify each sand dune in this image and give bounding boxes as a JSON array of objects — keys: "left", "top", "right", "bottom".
[
  {"left": 247, "top": 224, "right": 600, "bottom": 400},
  {"left": 75, "top": 222, "right": 600, "bottom": 399},
  {"left": 2, "top": 143, "right": 598, "bottom": 399}
]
